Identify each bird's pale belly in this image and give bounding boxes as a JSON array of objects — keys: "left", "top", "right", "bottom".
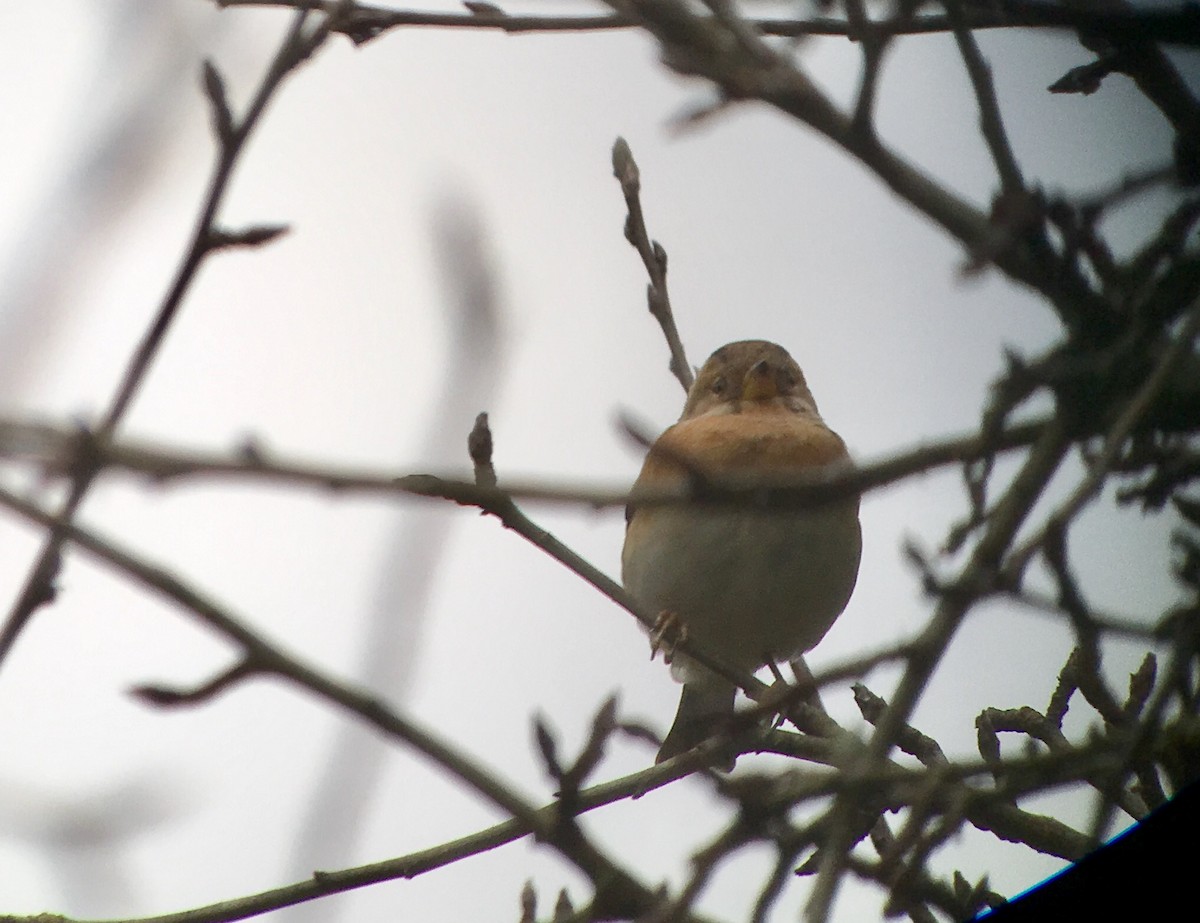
[{"left": 622, "top": 503, "right": 861, "bottom": 681}]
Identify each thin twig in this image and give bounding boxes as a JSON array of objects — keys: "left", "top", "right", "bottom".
[
  {"left": 0, "top": 414, "right": 1050, "bottom": 511},
  {"left": 807, "top": 418, "right": 1073, "bottom": 921},
  {"left": 213, "top": 0, "right": 1200, "bottom": 47},
  {"left": 0, "top": 464, "right": 1115, "bottom": 920},
  {"left": 0, "top": 7, "right": 330, "bottom": 672},
  {"left": 1002, "top": 587, "right": 1159, "bottom": 640},
  {"left": 1005, "top": 299, "right": 1200, "bottom": 580},
  {"left": 604, "top": 0, "right": 1107, "bottom": 321},
  {"left": 0, "top": 483, "right": 684, "bottom": 923},
  {"left": 945, "top": 1, "right": 1025, "bottom": 194},
  {"left": 0, "top": 731, "right": 717, "bottom": 923},
  {"left": 0, "top": 718, "right": 1113, "bottom": 923},
  {"left": 612, "top": 137, "right": 693, "bottom": 392},
  {"left": 1036, "top": 0, "right": 1200, "bottom": 177},
  {"left": 845, "top": 0, "right": 890, "bottom": 139}
]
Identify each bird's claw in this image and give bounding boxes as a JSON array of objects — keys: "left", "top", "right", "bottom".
[{"left": 650, "top": 610, "right": 688, "bottom": 664}]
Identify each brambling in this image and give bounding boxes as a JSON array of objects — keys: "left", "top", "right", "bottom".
[{"left": 622, "top": 340, "right": 861, "bottom": 763}]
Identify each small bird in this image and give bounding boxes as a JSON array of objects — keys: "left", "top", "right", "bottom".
[{"left": 622, "top": 340, "right": 862, "bottom": 763}]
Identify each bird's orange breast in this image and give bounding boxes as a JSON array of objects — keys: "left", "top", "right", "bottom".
[{"left": 633, "top": 408, "right": 851, "bottom": 492}]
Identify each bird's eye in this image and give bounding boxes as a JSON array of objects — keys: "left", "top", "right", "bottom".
[{"left": 711, "top": 376, "right": 728, "bottom": 396}]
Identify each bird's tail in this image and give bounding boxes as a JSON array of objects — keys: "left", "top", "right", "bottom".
[{"left": 656, "top": 680, "right": 738, "bottom": 764}]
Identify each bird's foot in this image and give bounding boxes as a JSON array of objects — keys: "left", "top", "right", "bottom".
[{"left": 649, "top": 610, "right": 688, "bottom": 664}]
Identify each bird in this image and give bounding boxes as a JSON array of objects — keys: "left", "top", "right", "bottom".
[{"left": 621, "top": 340, "right": 862, "bottom": 764}]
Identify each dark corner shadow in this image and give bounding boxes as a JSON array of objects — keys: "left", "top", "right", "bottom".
[{"left": 973, "top": 779, "right": 1197, "bottom": 921}]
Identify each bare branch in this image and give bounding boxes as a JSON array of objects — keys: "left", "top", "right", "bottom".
[
  {"left": 469, "top": 411, "right": 498, "bottom": 487},
  {"left": 212, "top": 0, "right": 1200, "bottom": 47},
  {"left": 805, "top": 419, "right": 1072, "bottom": 921},
  {"left": 0, "top": 483, "right": 690, "bottom": 923},
  {"left": 1004, "top": 298, "right": 1200, "bottom": 580},
  {"left": 603, "top": 0, "right": 1107, "bottom": 326},
  {"left": 201, "top": 59, "right": 235, "bottom": 147},
  {"left": 612, "top": 137, "right": 693, "bottom": 392},
  {"left": 0, "top": 413, "right": 1051, "bottom": 512},
  {"left": 844, "top": 0, "right": 891, "bottom": 140},
  {"left": 0, "top": 6, "right": 334, "bottom": 673},
  {"left": 945, "top": 1, "right": 1025, "bottom": 194},
  {"left": 130, "top": 658, "right": 262, "bottom": 707},
  {"left": 205, "top": 223, "right": 291, "bottom": 251},
  {"left": 4, "top": 1, "right": 1195, "bottom": 918}
]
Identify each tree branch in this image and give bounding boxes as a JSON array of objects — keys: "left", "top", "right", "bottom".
[
  {"left": 212, "top": 0, "right": 1200, "bottom": 47},
  {"left": 0, "top": 6, "right": 335, "bottom": 672},
  {"left": 612, "top": 137, "right": 693, "bottom": 392},
  {"left": 0, "top": 483, "right": 697, "bottom": 923},
  {"left": 0, "top": 414, "right": 1049, "bottom": 511}
]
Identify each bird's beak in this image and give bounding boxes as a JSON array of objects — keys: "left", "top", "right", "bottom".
[{"left": 741, "top": 360, "right": 779, "bottom": 401}]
